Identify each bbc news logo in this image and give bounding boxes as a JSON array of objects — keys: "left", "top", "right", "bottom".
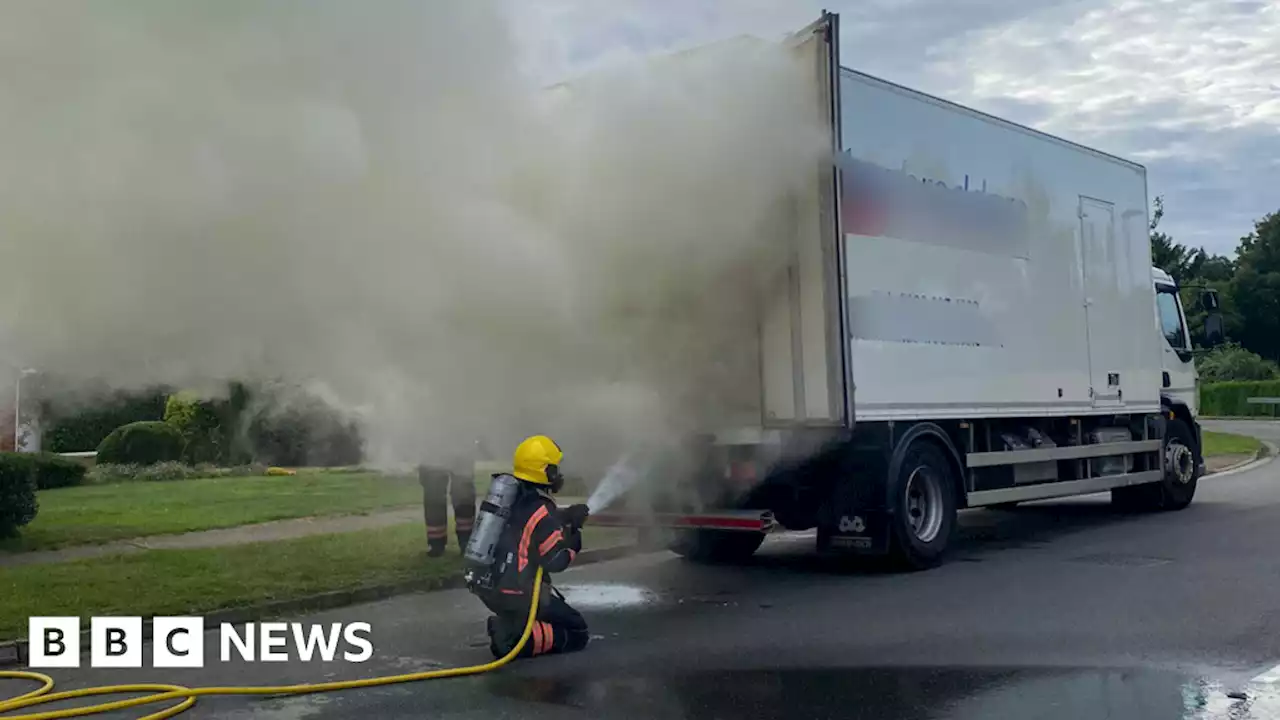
[{"left": 28, "top": 617, "right": 373, "bottom": 668}]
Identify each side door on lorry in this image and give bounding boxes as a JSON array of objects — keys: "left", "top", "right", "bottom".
[
  {"left": 759, "top": 12, "right": 849, "bottom": 430},
  {"left": 1079, "top": 196, "right": 1128, "bottom": 409}
]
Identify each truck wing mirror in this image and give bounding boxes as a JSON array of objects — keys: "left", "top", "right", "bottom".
[
  {"left": 1200, "top": 288, "right": 1221, "bottom": 311},
  {"left": 1203, "top": 313, "right": 1225, "bottom": 347}
]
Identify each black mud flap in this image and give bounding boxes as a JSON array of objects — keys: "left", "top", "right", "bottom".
[
  {"left": 814, "top": 441, "right": 891, "bottom": 556},
  {"left": 1193, "top": 419, "right": 1207, "bottom": 475},
  {"left": 817, "top": 509, "right": 889, "bottom": 554}
]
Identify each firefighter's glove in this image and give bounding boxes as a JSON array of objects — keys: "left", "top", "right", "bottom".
[{"left": 562, "top": 504, "right": 590, "bottom": 531}]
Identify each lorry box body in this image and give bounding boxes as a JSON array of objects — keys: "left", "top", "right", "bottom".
[
  {"left": 759, "top": 17, "right": 1160, "bottom": 432},
  {"left": 837, "top": 70, "right": 1158, "bottom": 420}
]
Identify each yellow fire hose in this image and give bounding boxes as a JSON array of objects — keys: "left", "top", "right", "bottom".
[{"left": 0, "top": 568, "right": 543, "bottom": 720}]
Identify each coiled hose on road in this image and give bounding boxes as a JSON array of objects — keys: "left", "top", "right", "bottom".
[{"left": 0, "top": 568, "right": 543, "bottom": 720}]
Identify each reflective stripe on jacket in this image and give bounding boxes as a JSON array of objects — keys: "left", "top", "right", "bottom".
[{"left": 493, "top": 480, "right": 581, "bottom": 594}]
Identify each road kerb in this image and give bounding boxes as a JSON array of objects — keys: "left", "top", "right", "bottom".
[
  {"left": 0, "top": 543, "right": 639, "bottom": 668},
  {"left": 1205, "top": 441, "right": 1276, "bottom": 479}
]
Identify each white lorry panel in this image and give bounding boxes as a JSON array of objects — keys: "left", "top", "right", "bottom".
[
  {"left": 760, "top": 14, "right": 847, "bottom": 427},
  {"left": 838, "top": 70, "right": 1159, "bottom": 420}
]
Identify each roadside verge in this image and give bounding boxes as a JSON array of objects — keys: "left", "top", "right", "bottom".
[
  {"left": 1205, "top": 439, "right": 1276, "bottom": 478},
  {"left": 0, "top": 541, "right": 639, "bottom": 668}
]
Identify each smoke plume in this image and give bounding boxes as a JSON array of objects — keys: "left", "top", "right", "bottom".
[{"left": 0, "top": 1, "right": 829, "bottom": 477}]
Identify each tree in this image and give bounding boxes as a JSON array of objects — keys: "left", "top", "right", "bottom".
[
  {"left": 1145, "top": 196, "right": 1236, "bottom": 346},
  {"left": 1187, "top": 250, "right": 1234, "bottom": 283},
  {"left": 1236, "top": 211, "right": 1280, "bottom": 274},
  {"left": 1178, "top": 248, "right": 1239, "bottom": 347},
  {"left": 1230, "top": 211, "right": 1280, "bottom": 360},
  {"left": 1151, "top": 233, "right": 1194, "bottom": 284}
]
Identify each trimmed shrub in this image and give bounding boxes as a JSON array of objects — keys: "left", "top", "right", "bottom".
[
  {"left": 164, "top": 392, "right": 226, "bottom": 464},
  {"left": 96, "top": 421, "right": 184, "bottom": 466},
  {"left": 1199, "top": 380, "right": 1280, "bottom": 417},
  {"left": 31, "top": 453, "right": 87, "bottom": 489},
  {"left": 0, "top": 453, "right": 38, "bottom": 537}
]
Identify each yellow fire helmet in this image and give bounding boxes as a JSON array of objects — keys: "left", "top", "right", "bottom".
[{"left": 511, "top": 435, "right": 564, "bottom": 487}]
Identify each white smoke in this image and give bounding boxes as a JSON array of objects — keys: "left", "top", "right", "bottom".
[
  {"left": 587, "top": 453, "right": 642, "bottom": 514},
  {"left": 0, "top": 1, "right": 829, "bottom": 477}
]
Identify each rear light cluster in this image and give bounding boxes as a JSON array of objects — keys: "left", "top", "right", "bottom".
[
  {"left": 723, "top": 445, "right": 760, "bottom": 486},
  {"left": 726, "top": 461, "right": 758, "bottom": 483}
]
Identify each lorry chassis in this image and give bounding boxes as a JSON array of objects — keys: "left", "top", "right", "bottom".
[{"left": 592, "top": 408, "right": 1201, "bottom": 569}]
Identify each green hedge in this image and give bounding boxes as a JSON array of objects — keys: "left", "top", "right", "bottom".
[
  {"left": 1199, "top": 380, "right": 1280, "bottom": 417},
  {"left": 0, "top": 454, "right": 38, "bottom": 537},
  {"left": 42, "top": 389, "right": 169, "bottom": 453},
  {"left": 0, "top": 452, "right": 85, "bottom": 492},
  {"left": 30, "top": 453, "right": 87, "bottom": 489},
  {"left": 97, "top": 421, "right": 185, "bottom": 465}
]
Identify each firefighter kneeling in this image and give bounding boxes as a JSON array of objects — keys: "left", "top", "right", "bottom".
[{"left": 463, "top": 435, "right": 591, "bottom": 659}]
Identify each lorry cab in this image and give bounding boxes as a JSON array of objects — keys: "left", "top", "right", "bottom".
[
  {"left": 1152, "top": 267, "right": 1198, "bottom": 414},
  {"left": 1152, "top": 266, "right": 1224, "bottom": 479}
]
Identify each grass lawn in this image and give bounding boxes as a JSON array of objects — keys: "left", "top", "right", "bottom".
[
  {"left": 0, "top": 523, "right": 633, "bottom": 641},
  {"left": 1201, "top": 430, "right": 1262, "bottom": 457},
  {"left": 0, "top": 473, "right": 422, "bottom": 552}
]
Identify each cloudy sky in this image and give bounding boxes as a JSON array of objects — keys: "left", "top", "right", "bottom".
[{"left": 515, "top": 0, "right": 1279, "bottom": 257}]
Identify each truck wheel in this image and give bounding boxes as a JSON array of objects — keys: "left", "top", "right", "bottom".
[
  {"left": 1112, "top": 418, "right": 1199, "bottom": 512},
  {"left": 1158, "top": 418, "right": 1200, "bottom": 510},
  {"left": 669, "top": 530, "right": 765, "bottom": 564},
  {"left": 887, "top": 441, "right": 958, "bottom": 570}
]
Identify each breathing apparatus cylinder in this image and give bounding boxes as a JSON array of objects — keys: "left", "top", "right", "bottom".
[{"left": 463, "top": 474, "right": 521, "bottom": 584}]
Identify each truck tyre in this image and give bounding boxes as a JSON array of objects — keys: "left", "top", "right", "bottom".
[
  {"left": 887, "top": 441, "right": 958, "bottom": 570},
  {"left": 1112, "top": 418, "right": 1199, "bottom": 512},
  {"left": 669, "top": 530, "right": 765, "bottom": 564},
  {"left": 1158, "top": 418, "right": 1200, "bottom": 510}
]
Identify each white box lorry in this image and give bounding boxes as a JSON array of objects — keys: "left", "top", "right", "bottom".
[{"left": 592, "top": 12, "right": 1224, "bottom": 568}]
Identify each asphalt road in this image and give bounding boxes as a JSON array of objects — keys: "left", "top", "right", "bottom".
[{"left": 10, "top": 421, "right": 1280, "bottom": 720}]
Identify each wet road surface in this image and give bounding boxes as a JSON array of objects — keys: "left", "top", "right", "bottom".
[{"left": 8, "top": 422, "right": 1280, "bottom": 719}]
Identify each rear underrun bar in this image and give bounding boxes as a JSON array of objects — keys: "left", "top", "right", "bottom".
[{"left": 576, "top": 509, "right": 776, "bottom": 533}]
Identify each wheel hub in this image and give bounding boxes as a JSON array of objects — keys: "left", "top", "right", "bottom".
[
  {"left": 904, "top": 466, "right": 944, "bottom": 543},
  {"left": 1166, "top": 441, "right": 1195, "bottom": 484}
]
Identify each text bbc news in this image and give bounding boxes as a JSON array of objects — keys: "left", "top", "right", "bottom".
[{"left": 27, "top": 617, "right": 374, "bottom": 668}]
